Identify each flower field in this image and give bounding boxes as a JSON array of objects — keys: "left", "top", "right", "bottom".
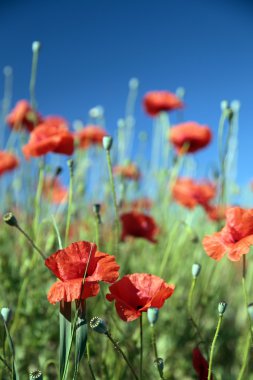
[{"left": 1, "top": 41, "right": 253, "bottom": 380}]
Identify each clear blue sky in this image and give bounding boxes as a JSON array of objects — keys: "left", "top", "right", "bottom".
[{"left": 1, "top": 0, "right": 253, "bottom": 185}]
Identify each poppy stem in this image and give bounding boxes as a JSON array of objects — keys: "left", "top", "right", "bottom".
[
  {"left": 15, "top": 223, "right": 46, "bottom": 260},
  {"left": 105, "top": 149, "right": 120, "bottom": 254},
  {"left": 86, "top": 342, "right": 97, "bottom": 380},
  {"left": 151, "top": 325, "right": 164, "bottom": 379},
  {"left": 64, "top": 159, "right": 74, "bottom": 247},
  {"left": 140, "top": 314, "right": 143, "bottom": 380},
  {"left": 29, "top": 41, "right": 41, "bottom": 110},
  {"left": 237, "top": 331, "right": 251, "bottom": 380},
  {"left": 33, "top": 160, "right": 45, "bottom": 241},
  {"left": 208, "top": 315, "right": 223, "bottom": 380},
  {"left": 105, "top": 332, "right": 139, "bottom": 380}
]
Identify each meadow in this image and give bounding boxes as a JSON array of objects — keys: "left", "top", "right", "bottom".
[{"left": 0, "top": 41, "right": 253, "bottom": 380}]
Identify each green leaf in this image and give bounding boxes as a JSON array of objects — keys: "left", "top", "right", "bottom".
[{"left": 59, "top": 302, "right": 72, "bottom": 379}]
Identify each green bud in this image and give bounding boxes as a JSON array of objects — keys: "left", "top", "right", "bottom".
[
  {"left": 103, "top": 136, "right": 113, "bottom": 151},
  {"left": 247, "top": 303, "right": 253, "bottom": 322},
  {"left": 147, "top": 307, "right": 159, "bottom": 325},
  {"left": 154, "top": 357, "right": 164, "bottom": 372},
  {"left": 192, "top": 263, "right": 201, "bottom": 278},
  {"left": 90, "top": 317, "right": 108, "bottom": 334},
  {"left": 218, "top": 301, "right": 227, "bottom": 316},
  {"left": 32, "top": 41, "right": 41, "bottom": 52},
  {"left": 1, "top": 307, "right": 12, "bottom": 324}
]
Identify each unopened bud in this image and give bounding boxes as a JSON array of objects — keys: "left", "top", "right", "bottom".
[
  {"left": 32, "top": 41, "right": 41, "bottom": 52},
  {"left": 147, "top": 307, "right": 159, "bottom": 325},
  {"left": 154, "top": 358, "right": 164, "bottom": 372},
  {"left": 129, "top": 77, "right": 139, "bottom": 90},
  {"left": 192, "top": 263, "right": 201, "bottom": 278},
  {"left": 103, "top": 136, "right": 113, "bottom": 151},
  {"left": 218, "top": 301, "right": 227, "bottom": 316},
  {"left": 248, "top": 303, "right": 253, "bottom": 322},
  {"left": 1, "top": 307, "right": 12, "bottom": 324}
]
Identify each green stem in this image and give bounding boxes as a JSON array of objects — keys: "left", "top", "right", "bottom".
[
  {"left": 105, "top": 332, "right": 139, "bottom": 380},
  {"left": 140, "top": 314, "right": 143, "bottom": 380},
  {"left": 105, "top": 150, "right": 120, "bottom": 254},
  {"left": 33, "top": 162, "right": 45, "bottom": 240},
  {"left": 208, "top": 316, "right": 223, "bottom": 380},
  {"left": 64, "top": 160, "right": 74, "bottom": 246},
  {"left": 0, "top": 354, "right": 11, "bottom": 373},
  {"left": 86, "top": 342, "right": 96, "bottom": 380},
  {"left": 151, "top": 325, "right": 164, "bottom": 379},
  {"left": 29, "top": 43, "right": 40, "bottom": 109},
  {"left": 16, "top": 223, "right": 46, "bottom": 260},
  {"left": 237, "top": 332, "right": 251, "bottom": 380}
]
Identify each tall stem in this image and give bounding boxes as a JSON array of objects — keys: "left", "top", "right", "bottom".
[
  {"left": 33, "top": 161, "right": 44, "bottom": 240},
  {"left": 29, "top": 42, "right": 40, "bottom": 109},
  {"left": 139, "top": 314, "right": 143, "bottom": 380},
  {"left": 151, "top": 325, "right": 164, "bottom": 379},
  {"left": 64, "top": 160, "right": 74, "bottom": 246},
  {"left": 208, "top": 316, "right": 223, "bottom": 380}
]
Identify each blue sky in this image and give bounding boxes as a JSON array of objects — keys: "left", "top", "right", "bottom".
[{"left": 1, "top": 0, "right": 253, "bottom": 186}]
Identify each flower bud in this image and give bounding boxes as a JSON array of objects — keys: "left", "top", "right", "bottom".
[
  {"left": 93, "top": 204, "right": 101, "bottom": 215},
  {"left": 192, "top": 263, "right": 201, "bottom": 279},
  {"left": 67, "top": 159, "right": 74, "bottom": 175},
  {"left": 103, "top": 136, "right": 113, "bottom": 151},
  {"left": 90, "top": 317, "right": 108, "bottom": 334},
  {"left": 247, "top": 303, "right": 253, "bottom": 322},
  {"left": 55, "top": 166, "right": 63, "bottom": 177},
  {"left": 176, "top": 87, "right": 185, "bottom": 99},
  {"left": 3, "top": 212, "right": 18, "bottom": 227},
  {"left": 231, "top": 100, "right": 240, "bottom": 112},
  {"left": 29, "top": 370, "right": 43, "bottom": 380},
  {"left": 218, "top": 301, "right": 227, "bottom": 316},
  {"left": 1, "top": 307, "right": 12, "bottom": 324},
  {"left": 129, "top": 77, "right": 139, "bottom": 90},
  {"left": 147, "top": 307, "right": 159, "bottom": 325},
  {"left": 220, "top": 100, "right": 229, "bottom": 111},
  {"left": 32, "top": 41, "right": 41, "bottom": 52}
]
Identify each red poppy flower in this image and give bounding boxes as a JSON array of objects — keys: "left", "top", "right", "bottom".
[
  {"left": 42, "top": 177, "right": 68, "bottom": 204},
  {"left": 169, "top": 122, "right": 212, "bottom": 154},
  {"left": 22, "top": 121, "right": 74, "bottom": 159},
  {"left": 172, "top": 178, "right": 216, "bottom": 209},
  {"left": 143, "top": 91, "right": 183, "bottom": 116},
  {"left": 75, "top": 125, "right": 107, "bottom": 148},
  {"left": 113, "top": 163, "right": 140, "bottom": 181},
  {"left": 192, "top": 347, "right": 212, "bottom": 380},
  {"left": 204, "top": 204, "right": 227, "bottom": 222},
  {"left": 203, "top": 207, "right": 253, "bottom": 261},
  {"left": 42, "top": 116, "right": 69, "bottom": 129},
  {"left": 120, "top": 212, "right": 158, "bottom": 243},
  {"left": 6, "top": 100, "right": 43, "bottom": 132},
  {"left": 106, "top": 273, "right": 175, "bottom": 322},
  {"left": 0, "top": 151, "right": 19, "bottom": 175},
  {"left": 45, "top": 241, "right": 120, "bottom": 304}
]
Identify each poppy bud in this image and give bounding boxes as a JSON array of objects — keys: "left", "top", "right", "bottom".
[
  {"left": 93, "top": 204, "right": 101, "bottom": 215},
  {"left": 29, "top": 370, "right": 43, "bottom": 380},
  {"left": 176, "top": 86, "right": 185, "bottom": 99},
  {"left": 103, "top": 136, "right": 113, "bottom": 151},
  {"left": 231, "top": 100, "right": 240, "bottom": 112},
  {"left": 32, "top": 41, "right": 41, "bottom": 52},
  {"left": 1, "top": 307, "right": 12, "bottom": 324},
  {"left": 3, "top": 65, "right": 12, "bottom": 76},
  {"left": 67, "top": 159, "right": 74, "bottom": 174},
  {"left": 89, "top": 105, "right": 104, "bottom": 119},
  {"left": 247, "top": 303, "right": 253, "bottom": 322},
  {"left": 220, "top": 100, "right": 229, "bottom": 111},
  {"left": 117, "top": 118, "right": 125, "bottom": 129},
  {"left": 129, "top": 77, "right": 139, "bottom": 90},
  {"left": 218, "top": 301, "right": 227, "bottom": 316},
  {"left": 90, "top": 317, "right": 108, "bottom": 334},
  {"left": 55, "top": 166, "right": 63, "bottom": 177},
  {"left": 3, "top": 212, "right": 18, "bottom": 227},
  {"left": 154, "top": 358, "right": 164, "bottom": 372},
  {"left": 192, "top": 263, "right": 201, "bottom": 278},
  {"left": 147, "top": 307, "right": 159, "bottom": 325}
]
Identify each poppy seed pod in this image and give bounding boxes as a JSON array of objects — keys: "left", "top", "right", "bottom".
[
  {"left": 154, "top": 358, "right": 164, "bottom": 372},
  {"left": 218, "top": 301, "right": 227, "bottom": 316},
  {"left": 3, "top": 212, "right": 18, "bottom": 227},
  {"left": 103, "top": 136, "right": 113, "bottom": 151},
  {"left": 1, "top": 307, "right": 12, "bottom": 324},
  {"left": 147, "top": 307, "right": 159, "bottom": 325},
  {"left": 90, "top": 317, "right": 108, "bottom": 334},
  {"left": 192, "top": 263, "right": 201, "bottom": 278},
  {"left": 29, "top": 370, "right": 43, "bottom": 380}
]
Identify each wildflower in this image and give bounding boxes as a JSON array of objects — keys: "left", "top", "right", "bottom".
[
  {"left": 172, "top": 177, "right": 216, "bottom": 209},
  {"left": 45, "top": 241, "right": 120, "bottom": 304},
  {"left": 42, "top": 116, "right": 69, "bottom": 129},
  {"left": 143, "top": 91, "right": 183, "bottom": 116},
  {"left": 22, "top": 120, "right": 74, "bottom": 159},
  {"left": 6, "top": 100, "right": 42, "bottom": 132},
  {"left": 113, "top": 163, "right": 140, "bottom": 181},
  {"left": 42, "top": 177, "right": 68, "bottom": 204},
  {"left": 169, "top": 121, "right": 212, "bottom": 154},
  {"left": 0, "top": 151, "right": 19, "bottom": 175},
  {"left": 204, "top": 204, "right": 227, "bottom": 222},
  {"left": 75, "top": 125, "right": 107, "bottom": 149},
  {"left": 120, "top": 211, "right": 158, "bottom": 243},
  {"left": 192, "top": 347, "right": 212, "bottom": 380},
  {"left": 106, "top": 273, "right": 175, "bottom": 322},
  {"left": 203, "top": 207, "right": 253, "bottom": 261}
]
